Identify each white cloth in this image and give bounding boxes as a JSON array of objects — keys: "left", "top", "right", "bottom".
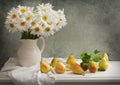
[{"left": 1, "top": 57, "right": 55, "bottom": 85}]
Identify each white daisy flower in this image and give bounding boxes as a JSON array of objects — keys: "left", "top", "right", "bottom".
[
  {"left": 30, "top": 19, "right": 38, "bottom": 28},
  {"left": 30, "top": 17, "right": 42, "bottom": 29},
  {"left": 46, "top": 11, "right": 60, "bottom": 27},
  {"left": 47, "top": 21, "right": 53, "bottom": 26},
  {"left": 5, "top": 3, "right": 67, "bottom": 38},
  {"left": 57, "top": 9, "right": 67, "bottom": 26},
  {"left": 55, "top": 21, "right": 66, "bottom": 31},
  {"left": 37, "top": 3, "right": 53, "bottom": 13},
  {"left": 22, "top": 12, "right": 36, "bottom": 25},
  {"left": 40, "top": 21, "right": 47, "bottom": 28},
  {"left": 5, "top": 20, "right": 17, "bottom": 32},
  {"left": 42, "top": 26, "right": 54, "bottom": 37},
  {"left": 7, "top": 7, "right": 19, "bottom": 21},
  {"left": 16, "top": 18, "right": 28, "bottom": 31},
  {"left": 40, "top": 12, "right": 56, "bottom": 24},
  {"left": 54, "top": 9, "right": 67, "bottom": 31},
  {"left": 31, "top": 25, "right": 43, "bottom": 36},
  {"left": 41, "top": 14, "right": 49, "bottom": 22},
  {"left": 17, "top": 5, "right": 34, "bottom": 15},
  {"left": 17, "top": 5, "right": 27, "bottom": 14}
]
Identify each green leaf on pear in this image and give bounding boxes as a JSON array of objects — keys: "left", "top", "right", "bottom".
[
  {"left": 80, "top": 52, "right": 91, "bottom": 63},
  {"left": 94, "top": 50, "right": 100, "bottom": 54},
  {"left": 93, "top": 55, "right": 101, "bottom": 62}
]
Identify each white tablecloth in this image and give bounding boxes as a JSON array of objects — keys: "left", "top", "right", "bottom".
[
  {"left": 1, "top": 57, "right": 57, "bottom": 85},
  {"left": 2, "top": 57, "right": 120, "bottom": 85}
]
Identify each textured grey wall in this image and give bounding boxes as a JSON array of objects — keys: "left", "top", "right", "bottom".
[{"left": 0, "top": 0, "right": 120, "bottom": 69}]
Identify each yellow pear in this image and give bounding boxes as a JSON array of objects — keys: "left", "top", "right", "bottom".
[
  {"left": 40, "top": 60, "right": 51, "bottom": 73},
  {"left": 101, "top": 52, "right": 109, "bottom": 62},
  {"left": 50, "top": 57, "right": 59, "bottom": 67},
  {"left": 98, "top": 57, "right": 108, "bottom": 71},
  {"left": 55, "top": 61, "right": 66, "bottom": 74},
  {"left": 70, "top": 62, "right": 85, "bottom": 75},
  {"left": 66, "top": 54, "right": 77, "bottom": 65},
  {"left": 66, "top": 60, "right": 78, "bottom": 70},
  {"left": 88, "top": 61, "right": 98, "bottom": 73},
  {"left": 66, "top": 64, "right": 71, "bottom": 69}
]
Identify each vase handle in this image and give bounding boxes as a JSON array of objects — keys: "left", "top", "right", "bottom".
[{"left": 39, "top": 36, "right": 45, "bottom": 54}]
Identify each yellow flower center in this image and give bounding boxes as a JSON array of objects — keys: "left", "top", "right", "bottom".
[
  {"left": 31, "top": 21, "right": 36, "bottom": 26},
  {"left": 32, "top": 11, "right": 36, "bottom": 14},
  {"left": 11, "top": 14, "right": 17, "bottom": 19},
  {"left": 26, "top": 17, "right": 31, "bottom": 21},
  {"left": 45, "top": 27, "right": 50, "bottom": 32},
  {"left": 60, "top": 19, "right": 62, "bottom": 21},
  {"left": 42, "top": 16, "right": 47, "bottom": 21},
  {"left": 9, "top": 23, "right": 14, "bottom": 28},
  {"left": 41, "top": 8, "right": 46, "bottom": 12},
  {"left": 48, "top": 22, "right": 52, "bottom": 25},
  {"left": 35, "top": 27, "right": 40, "bottom": 32},
  {"left": 20, "top": 8, "right": 26, "bottom": 13},
  {"left": 41, "top": 23, "right": 45, "bottom": 27},
  {"left": 56, "top": 22, "right": 59, "bottom": 26},
  {"left": 20, "top": 22, "right": 25, "bottom": 26}
]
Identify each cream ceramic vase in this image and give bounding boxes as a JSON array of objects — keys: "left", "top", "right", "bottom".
[{"left": 16, "top": 37, "right": 45, "bottom": 67}]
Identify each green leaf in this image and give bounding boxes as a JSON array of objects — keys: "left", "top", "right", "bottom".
[
  {"left": 80, "top": 52, "right": 91, "bottom": 63},
  {"left": 21, "top": 31, "right": 40, "bottom": 39},
  {"left": 80, "top": 52, "right": 86, "bottom": 58},
  {"left": 98, "top": 68, "right": 106, "bottom": 71},
  {"left": 94, "top": 50, "right": 100, "bottom": 54},
  {"left": 93, "top": 55, "right": 101, "bottom": 62},
  {"left": 80, "top": 62, "right": 88, "bottom": 71},
  {"left": 80, "top": 52, "right": 91, "bottom": 58}
]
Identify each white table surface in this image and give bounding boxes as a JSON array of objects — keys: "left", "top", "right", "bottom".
[
  {"left": 0, "top": 61, "right": 120, "bottom": 85},
  {"left": 49, "top": 61, "right": 120, "bottom": 83}
]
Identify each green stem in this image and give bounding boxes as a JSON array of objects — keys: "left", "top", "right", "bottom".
[{"left": 21, "top": 30, "right": 40, "bottom": 39}]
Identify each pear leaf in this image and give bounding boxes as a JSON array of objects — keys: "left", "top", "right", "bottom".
[
  {"left": 80, "top": 52, "right": 91, "bottom": 63},
  {"left": 94, "top": 50, "right": 100, "bottom": 54},
  {"left": 80, "top": 62, "right": 88, "bottom": 71},
  {"left": 93, "top": 55, "right": 101, "bottom": 62}
]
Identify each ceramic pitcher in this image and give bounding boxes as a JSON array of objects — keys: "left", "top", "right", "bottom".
[{"left": 16, "top": 37, "right": 45, "bottom": 67}]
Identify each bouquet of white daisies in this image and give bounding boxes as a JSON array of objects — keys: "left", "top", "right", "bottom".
[{"left": 5, "top": 3, "right": 67, "bottom": 39}]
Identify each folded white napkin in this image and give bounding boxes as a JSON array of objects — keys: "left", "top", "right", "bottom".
[{"left": 1, "top": 57, "right": 55, "bottom": 85}]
